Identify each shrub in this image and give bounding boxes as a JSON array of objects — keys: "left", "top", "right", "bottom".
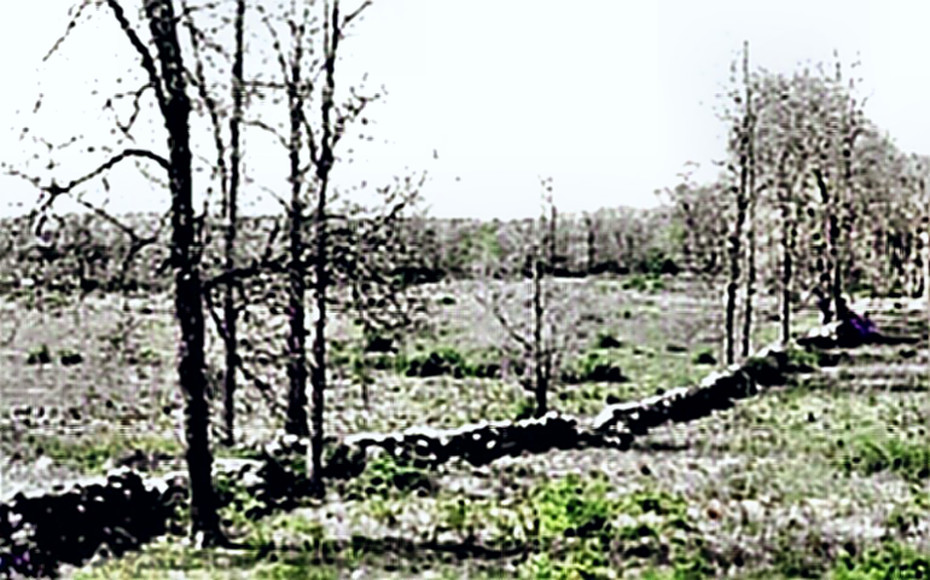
[
  {"left": 784, "top": 347, "right": 819, "bottom": 373},
  {"left": 532, "top": 473, "right": 614, "bottom": 539},
  {"left": 839, "top": 433, "right": 930, "bottom": 483},
  {"left": 833, "top": 540, "right": 929, "bottom": 579},
  {"left": 346, "top": 453, "right": 435, "bottom": 500},
  {"left": 561, "top": 349, "right": 628, "bottom": 384},
  {"left": 59, "top": 349, "right": 84, "bottom": 366},
  {"left": 517, "top": 476, "right": 703, "bottom": 578},
  {"left": 513, "top": 397, "right": 536, "bottom": 421},
  {"left": 594, "top": 332, "right": 624, "bottom": 349},
  {"left": 622, "top": 275, "right": 651, "bottom": 292},
  {"left": 693, "top": 349, "right": 717, "bottom": 365},
  {"left": 26, "top": 344, "right": 52, "bottom": 365},
  {"left": 400, "top": 346, "right": 500, "bottom": 379}
]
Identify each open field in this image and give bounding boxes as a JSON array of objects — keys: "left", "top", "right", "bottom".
[{"left": 2, "top": 276, "right": 926, "bottom": 578}]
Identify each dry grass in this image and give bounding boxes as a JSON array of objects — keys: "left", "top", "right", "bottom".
[{"left": 3, "top": 278, "right": 927, "bottom": 578}]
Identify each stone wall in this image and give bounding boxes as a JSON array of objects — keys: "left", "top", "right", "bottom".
[{"left": 0, "top": 327, "right": 840, "bottom": 577}]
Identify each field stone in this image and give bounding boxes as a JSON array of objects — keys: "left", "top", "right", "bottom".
[
  {"left": 694, "top": 351, "right": 717, "bottom": 365},
  {"left": 59, "top": 352, "right": 83, "bottom": 366}
]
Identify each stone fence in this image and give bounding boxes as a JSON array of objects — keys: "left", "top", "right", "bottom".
[{"left": 0, "top": 324, "right": 845, "bottom": 577}]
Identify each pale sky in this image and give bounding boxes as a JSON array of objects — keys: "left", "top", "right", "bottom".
[{"left": 1, "top": 1, "right": 929, "bottom": 220}]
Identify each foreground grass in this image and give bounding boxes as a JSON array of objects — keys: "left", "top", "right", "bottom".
[
  {"left": 5, "top": 280, "right": 927, "bottom": 578},
  {"left": 70, "top": 361, "right": 930, "bottom": 578}
]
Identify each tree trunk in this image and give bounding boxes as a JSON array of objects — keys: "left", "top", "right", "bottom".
[
  {"left": 584, "top": 213, "right": 596, "bottom": 274},
  {"left": 285, "top": 38, "right": 310, "bottom": 437},
  {"left": 222, "top": 0, "right": 246, "bottom": 446},
  {"left": 725, "top": 43, "right": 751, "bottom": 365},
  {"left": 309, "top": 175, "right": 329, "bottom": 496},
  {"left": 144, "top": 0, "right": 222, "bottom": 544},
  {"left": 740, "top": 44, "right": 756, "bottom": 358},
  {"left": 780, "top": 199, "right": 792, "bottom": 343},
  {"left": 813, "top": 168, "right": 835, "bottom": 322},
  {"left": 308, "top": 1, "right": 340, "bottom": 496},
  {"left": 532, "top": 255, "right": 547, "bottom": 417}
]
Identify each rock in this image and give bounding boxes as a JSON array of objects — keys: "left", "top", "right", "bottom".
[
  {"left": 694, "top": 351, "right": 717, "bottom": 365},
  {"left": 60, "top": 352, "right": 84, "bottom": 366}
]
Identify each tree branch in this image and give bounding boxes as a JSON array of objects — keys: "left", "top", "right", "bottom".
[
  {"left": 105, "top": 83, "right": 155, "bottom": 140},
  {"left": 244, "top": 119, "right": 289, "bottom": 150},
  {"left": 104, "top": 0, "right": 168, "bottom": 114},
  {"left": 341, "top": 0, "right": 373, "bottom": 30},
  {"left": 44, "top": 0, "right": 94, "bottom": 62},
  {"left": 46, "top": 149, "right": 170, "bottom": 198},
  {"left": 181, "top": 0, "right": 230, "bottom": 204}
]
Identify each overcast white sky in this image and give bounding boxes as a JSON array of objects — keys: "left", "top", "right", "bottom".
[{"left": 1, "top": 1, "right": 929, "bottom": 220}]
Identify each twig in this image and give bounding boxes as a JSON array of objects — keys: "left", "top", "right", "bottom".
[{"left": 104, "top": 0, "right": 168, "bottom": 114}]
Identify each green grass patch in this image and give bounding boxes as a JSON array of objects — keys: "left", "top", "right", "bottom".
[
  {"left": 509, "top": 474, "right": 710, "bottom": 579},
  {"left": 832, "top": 540, "right": 930, "bottom": 579},
  {"left": 71, "top": 535, "right": 345, "bottom": 579},
  {"left": 399, "top": 346, "right": 503, "bottom": 379},
  {"left": 621, "top": 274, "right": 665, "bottom": 293},
  {"left": 345, "top": 453, "right": 436, "bottom": 501},
  {"left": 838, "top": 432, "right": 930, "bottom": 484},
  {"left": 33, "top": 433, "right": 181, "bottom": 474},
  {"left": 561, "top": 349, "right": 629, "bottom": 384}
]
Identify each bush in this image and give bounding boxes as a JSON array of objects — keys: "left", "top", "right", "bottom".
[
  {"left": 401, "top": 346, "right": 500, "bottom": 379},
  {"left": 839, "top": 433, "right": 930, "bottom": 483},
  {"left": 532, "top": 473, "right": 614, "bottom": 539},
  {"left": 26, "top": 344, "right": 52, "bottom": 365},
  {"left": 562, "top": 349, "right": 628, "bottom": 384},
  {"left": 784, "top": 347, "right": 819, "bottom": 373},
  {"left": 346, "top": 453, "right": 435, "bottom": 500},
  {"left": 693, "top": 350, "right": 717, "bottom": 365},
  {"left": 59, "top": 349, "right": 84, "bottom": 366},
  {"left": 833, "top": 540, "right": 929, "bottom": 579},
  {"left": 622, "top": 273, "right": 666, "bottom": 293},
  {"left": 594, "top": 332, "right": 624, "bottom": 349},
  {"left": 516, "top": 476, "right": 703, "bottom": 578},
  {"left": 637, "top": 249, "right": 679, "bottom": 277}
]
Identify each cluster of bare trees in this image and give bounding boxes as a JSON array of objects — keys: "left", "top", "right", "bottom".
[
  {"left": 2, "top": 0, "right": 429, "bottom": 545},
  {"left": 669, "top": 43, "right": 929, "bottom": 364}
]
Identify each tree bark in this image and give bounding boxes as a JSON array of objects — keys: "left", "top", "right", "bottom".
[
  {"left": 532, "top": 254, "right": 547, "bottom": 417},
  {"left": 813, "top": 167, "right": 836, "bottom": 322},
  {"left": 285, "top": 22, "right": 310, "bottom": 438},
  {"left": 725, "top": 42, "right": 751, "bottom": 365},
  {"left": 144, "top": 0, "right": 222, "bottom": 544},
  {"left": 222, "top": 0, "right": 246, "bottom": 446},
  {"left": 308, "top": 0, "right": 339, "bottom": 496},
  {"left": 741, "top": 43, "right": 756, "bottom": 358}
]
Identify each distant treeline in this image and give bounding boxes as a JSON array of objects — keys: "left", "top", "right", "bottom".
[
  {"left": 0, "top": 196, "right": 923, "bottom": 299},
  {"left": 0, "top": 206, "right": 682, "bottom": 296}
]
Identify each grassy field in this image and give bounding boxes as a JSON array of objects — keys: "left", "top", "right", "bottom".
[{"left": 1, "top": 276, "right": 927, "bottom": 578}]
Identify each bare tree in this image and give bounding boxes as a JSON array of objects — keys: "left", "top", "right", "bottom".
[
  {"left": 222, "top": 0, "right": 247, "bottom": 446},
  {"left": 479, "top": 179, "right": 567, "bottom": 418},
  {"left": 6, "top": 0, "right": 227, "bottom": 544},
  {"left": 177, "top": 0, "right": 250, "bottom": 446},
  {"left": 723, "top": 41, "right": 754, "bottom": 364},
  {"left": 255, "top": 0, "right": 378, "bottom": 495}
]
